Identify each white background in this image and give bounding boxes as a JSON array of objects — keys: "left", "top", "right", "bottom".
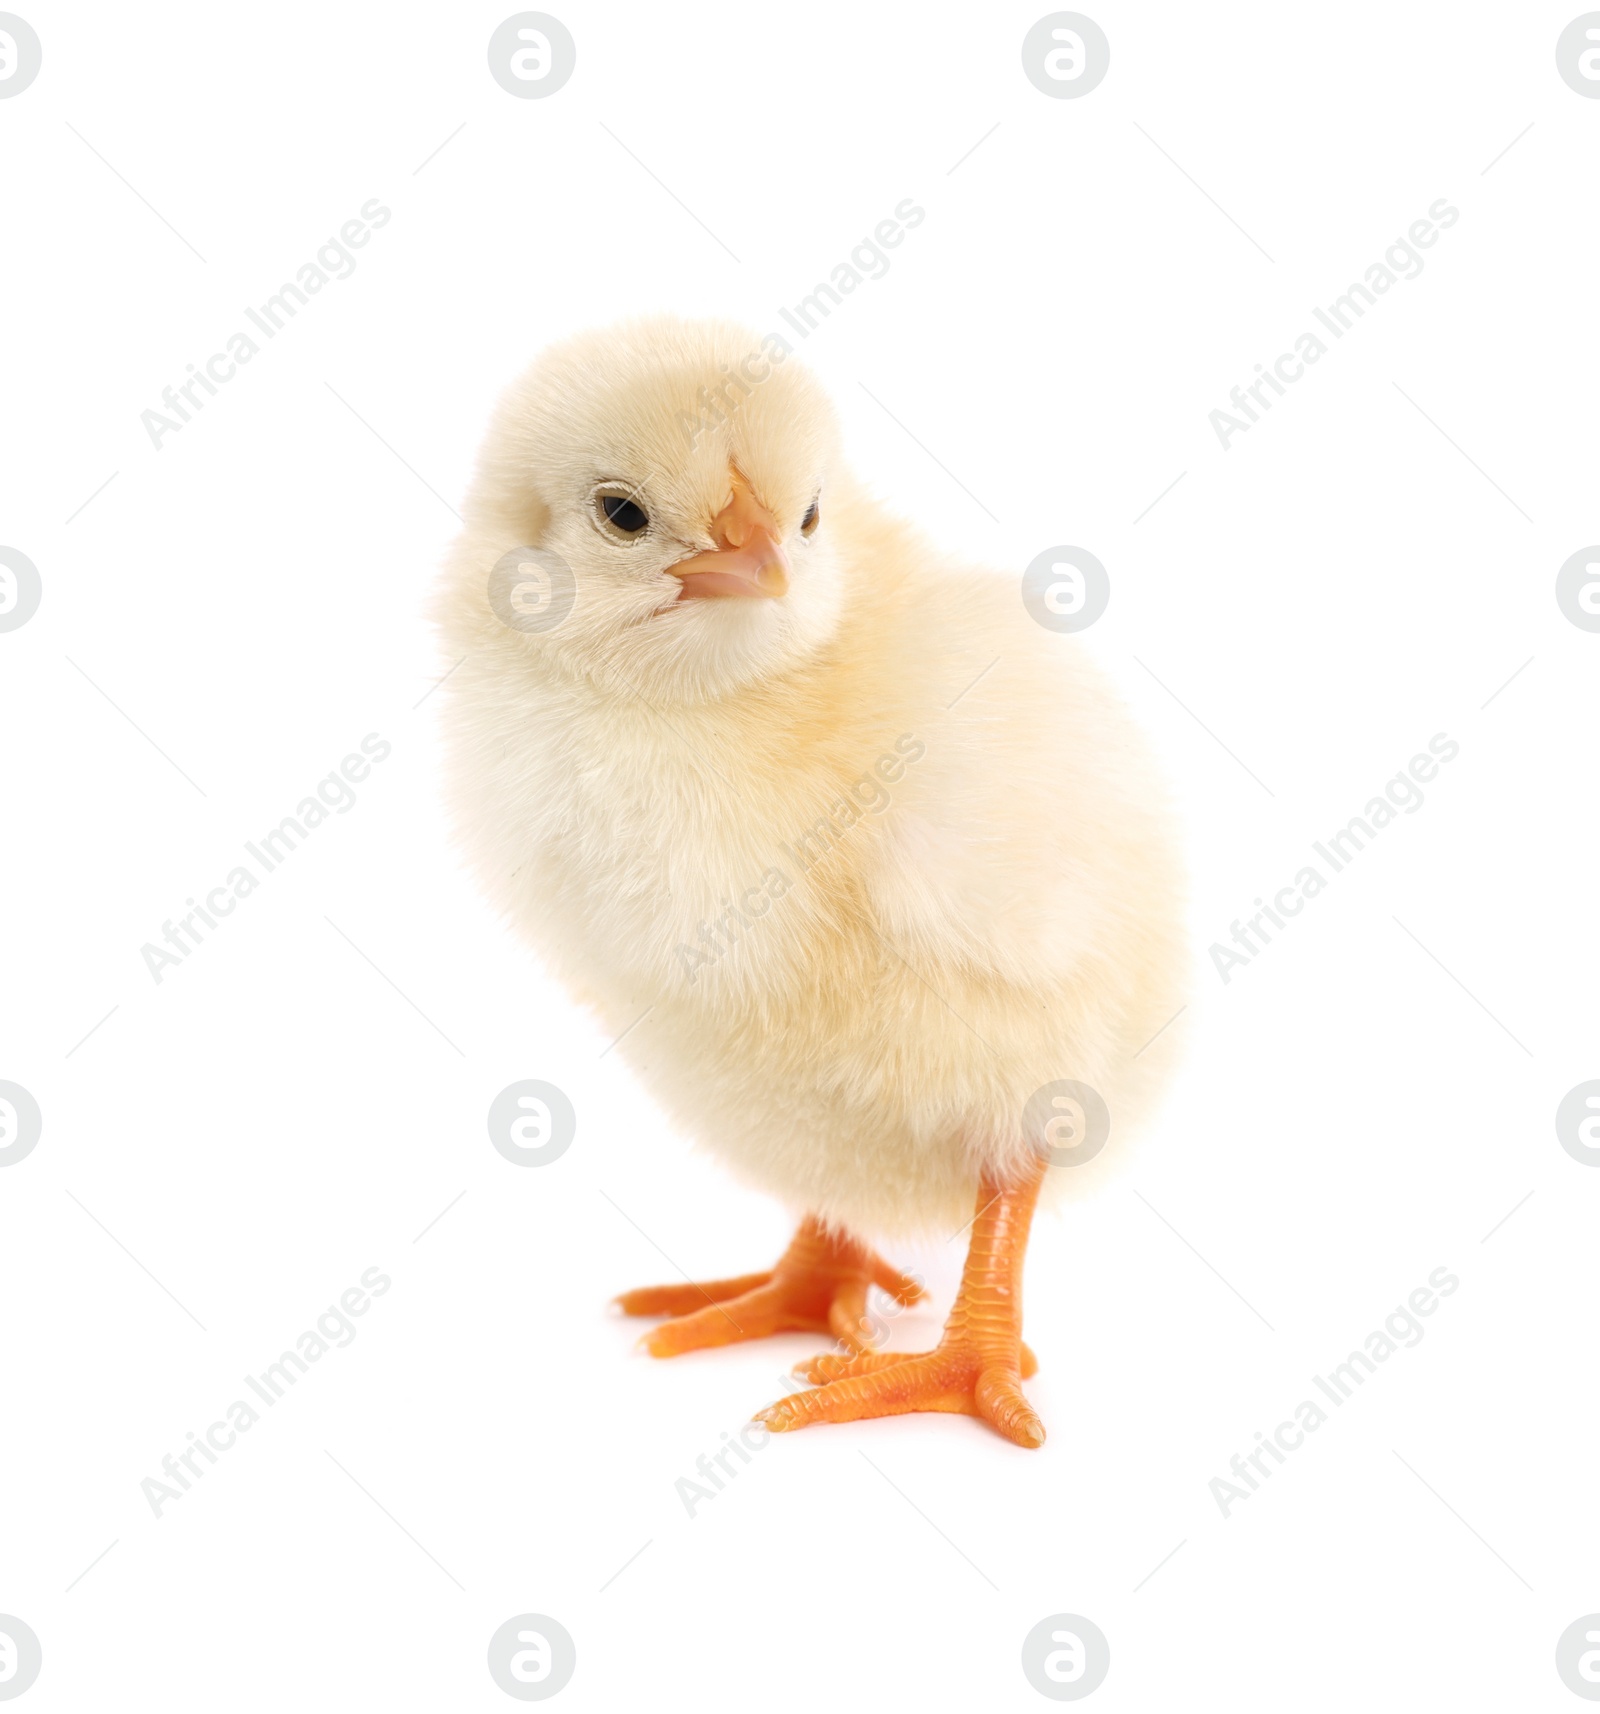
[{"left": 2, "top": 2, "right": 1598, "bottom": 1708}]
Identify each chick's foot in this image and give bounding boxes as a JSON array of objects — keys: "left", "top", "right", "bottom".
[
  {"left": 756, "top": 1156, "right": 1048, "bottom": 1449},
  {"left": 615, "top": 1216, "right": 925, "bottom": 1358},
  {"left": 799, "top": 1341, "right": 1038, "bottom": 1383}
]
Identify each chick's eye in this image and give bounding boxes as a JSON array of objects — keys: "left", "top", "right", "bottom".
[
  {"left": 598, "top": 493, "right": 649, "bottom": 535},
  {"left": 800, "top": 498, "right": 820, "bottom": 536}
]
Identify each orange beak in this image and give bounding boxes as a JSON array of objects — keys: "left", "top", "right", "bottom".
[{"left": 669, "top": 472, "right": 790, "bottom": 600}]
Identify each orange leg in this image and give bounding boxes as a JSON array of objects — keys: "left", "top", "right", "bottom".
[
  {"left": 755, "top": 1154, "right": 1047, "bottom": 1449},
  {"left": 615, "top": 1217, "right": 925, "bottom": 1358}
]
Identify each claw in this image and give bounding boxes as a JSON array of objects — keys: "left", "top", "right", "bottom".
[
  {"left": 614, "top": 1218, "right": 922, "bottom": 1359},
  {"left": 612, "top": 1272, "right": 772, "bottom": 1318},
  {"left": 757, "top": 1348, "right": 1043, "bottom": 1448},
  {"left": 753, "top": 1159, "right": 1049, "bottom": 1449}
]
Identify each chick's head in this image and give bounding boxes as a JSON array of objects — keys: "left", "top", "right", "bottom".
[{"left": 464, "top": 316, "right": 848, "bottom": 702}]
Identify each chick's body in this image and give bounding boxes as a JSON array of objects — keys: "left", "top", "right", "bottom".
[{"left": 437, "top": 320, "right": 1185, "bottom": 1244}]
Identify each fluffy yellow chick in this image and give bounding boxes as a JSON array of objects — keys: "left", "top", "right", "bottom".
[{"left": 434, "top": 316, "right": 1185, "bottom": 1448}]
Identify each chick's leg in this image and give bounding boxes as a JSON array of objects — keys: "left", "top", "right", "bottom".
[
  {"left": 615, "top": 1216, "right": 925, "bottom": 1358},
  {"left": 756, "top": 1153, "right": 1047, "bottom": 1449}
]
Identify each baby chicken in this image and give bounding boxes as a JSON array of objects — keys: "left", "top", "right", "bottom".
[{"left": 435, "top": 317, "right": 1185, "bottom": 1448}]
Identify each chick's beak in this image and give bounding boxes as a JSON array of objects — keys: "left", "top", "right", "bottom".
[{"left": 670, "top": 474, "right": 790, "bottom": 600}]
